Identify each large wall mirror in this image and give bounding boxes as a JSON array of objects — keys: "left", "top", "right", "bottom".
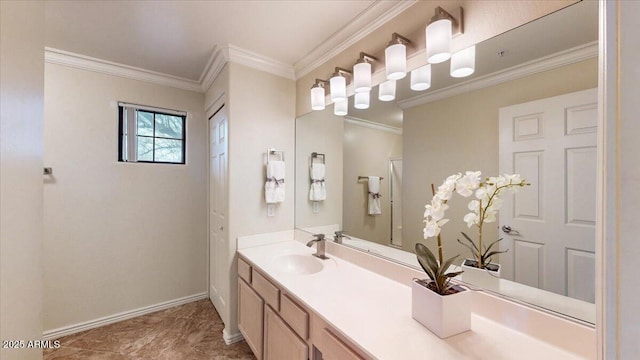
[{"left": 295, "top": 1, "right": 598, "bottom": 324}]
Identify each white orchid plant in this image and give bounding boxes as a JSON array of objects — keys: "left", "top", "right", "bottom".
[{"left": 422, "top": 171, "right": 529, "bottom": 271}]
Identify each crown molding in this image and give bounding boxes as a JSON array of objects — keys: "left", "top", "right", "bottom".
[
  {"left": 46, "top": 43, "right": 296, "bottom": 94},
  {"left": 44, "top": 47, "right": 202, "bottom": 93},
  {"left": 199, "top": 44, "right": 296, "bottom": 92},
  {"left": 227, "top": 44, "right": 296, "bottom": 80},
  {"left": 398, "top": 41, "right": 598, "bottom": 109},
  {"left": 200, "top": 46, "right": 229, "bottom": 92},
  {"left": 294, "top": 0, "right": 417, "bottom": 79},
  {"left": 344, "top": 116, "right": 402, "bottom": 135}
]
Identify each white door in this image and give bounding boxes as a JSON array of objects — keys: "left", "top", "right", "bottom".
[
  {"left": 499, "top": 88, "right": 597, "bottom": 302},
  {"left": 209, "top": 106, "right": 228, "bottom": 313},
  {"left": 389, "top": 158, "right": 403, "bottom": 247}
]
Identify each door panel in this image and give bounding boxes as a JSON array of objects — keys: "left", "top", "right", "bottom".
[
  {"left": 499, "top": 88, "right": 596, "bottom": 300},
  {"left": 209, "top": 106, "right": 229, "bottom": 313}
]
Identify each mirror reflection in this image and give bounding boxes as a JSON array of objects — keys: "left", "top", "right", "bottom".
[{"left": 295, "top": 1, "right": 598, "bottom": 324}]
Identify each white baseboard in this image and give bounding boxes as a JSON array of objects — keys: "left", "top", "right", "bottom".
[
  {"left": 223, "top": 328, "right": 245, "bottom": 345},
  {"left": 43, "top": 292, "right": 208, "bottom": 341}
]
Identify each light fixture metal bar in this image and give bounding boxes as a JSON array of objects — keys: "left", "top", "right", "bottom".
[
  {"left": 333, "top": 67, "right": 353, "bottom": 78},
  {"left": 357, "top": 52, "right": 378, "bottom": 63},
  {"left": 389, "top": 32, "right": 412, "bottom": 47},
  {"left": 430, "top": 6, "right": 464, "bottom": 36},
  {"left": 312, "top": 78, "right": 329, "bottom": 87}
]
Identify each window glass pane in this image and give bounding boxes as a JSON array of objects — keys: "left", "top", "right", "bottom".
[
  {"left": 155, "top": 138, "right": 183, "bottom": 163},
  {"left": 137, "top": 136, "right": 154, "bottom": 161},
  {"left": 155, "top": 114, "right": 183, "bottom": 139},
  {"left": 137, "top": 111, "right": 154, "bottom": 136}
]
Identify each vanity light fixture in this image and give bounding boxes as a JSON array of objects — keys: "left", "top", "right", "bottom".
[
  {"left": 378, "top": 80, "right": 396, "bottom": 102},
  {"left": 353, "top": 52, "right": 378, "bottom": 93},
  {"left": 450, "top": 45, "right": 475, "bottom": 78},
  {"left": 426, "top": 6, "right": 463, "bottom": 64},
  {"left": 354, "top": 91, "right": 370, "bottom": 110},
  {"left": 310, "top": 79, "right": 329, "bottom": 111},
  {"left": 334, "top": 98, "right": 348, "bottom": 116},
  {"left": 330, "top": 67, "right": 352, "bottom": 103},
  {"left": 385, "top": 33, "right": 411, "bottom": 80},
  {"left": 410, "top": 64, "right": 432, "bottom": 91}
]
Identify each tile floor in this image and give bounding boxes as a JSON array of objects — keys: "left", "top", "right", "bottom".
[{"left": 44, "top": 299, "right": 256, "bottom": 359}]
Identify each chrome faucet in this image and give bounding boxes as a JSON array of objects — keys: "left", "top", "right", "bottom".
[
  {"left": 306, "top": 234, "right": 329, "bottom": 260},
  {"left": 333, "top": 230, "right": 351, "bottom": 244}
]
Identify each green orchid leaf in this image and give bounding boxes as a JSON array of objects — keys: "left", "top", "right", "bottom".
[
  {"left": 457, "top": 239, "right": 477, "bottom": 257},
  {"left": 415, "top": 243, "right": 437, "bottom": 281},
  {"left": 440, "top": 254, "right": 460, "bottom": 275},
  {"left": 482, "top": 238, "right": 504, "bottom": 256},
  {"left": 460, "top": 232, "right": 480, "bottom": 253},
  {"left": 445, "top": 271, "right": 464, "bottom": 278},
  {"left": 484, "top": 249, "right": 508, "bottom": 259}
]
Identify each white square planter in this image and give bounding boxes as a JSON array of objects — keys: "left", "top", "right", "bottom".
[
  {"left": 460, "top": 259, "right": 501, "bottom": 291},
  {"left": 411, "top": 279, "right": 471, "bottom": 338}
]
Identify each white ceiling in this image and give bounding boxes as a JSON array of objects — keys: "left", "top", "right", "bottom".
[{"left": 44, "top": 0, "right": 380, "bottom": 81}]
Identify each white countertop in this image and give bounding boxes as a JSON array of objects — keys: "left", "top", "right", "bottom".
[{"left": 238, "top": 240, "right": 585, "bottom": 360}]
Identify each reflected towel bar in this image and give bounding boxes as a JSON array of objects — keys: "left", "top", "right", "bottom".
[
  {"left": 311, "top": 152, "right": 325, "bottom": 164},
  {"left": 358, "top": 176, "right": 383, "bottom": 181}
]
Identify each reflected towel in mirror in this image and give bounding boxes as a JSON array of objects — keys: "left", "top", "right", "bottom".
[
  {"left": 368, "top": 176, "right": 381, "bottom": 215},
  {"left": 310, "top": 163, "right": 326, "bottom": 201}
]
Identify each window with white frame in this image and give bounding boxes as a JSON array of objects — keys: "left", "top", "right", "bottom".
[{"left": 118, "top": 103, "right": 186, "bottom": 164}]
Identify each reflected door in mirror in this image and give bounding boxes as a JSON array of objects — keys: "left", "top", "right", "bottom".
[{"left": 499, "top": 88, "right": 597, "bottom": 303}]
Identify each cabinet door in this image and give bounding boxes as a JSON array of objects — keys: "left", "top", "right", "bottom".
[
  {"left": 320, "top": 328, "right": 364, "bottom": 360},
  {"left": 264, "top": 306, "right": 308, "bottom": 360},
  {"left": 238, "top": 278, "right": 264, "bottom": 359}
]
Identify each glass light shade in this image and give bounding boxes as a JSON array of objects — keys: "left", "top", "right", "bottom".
[
  {"left": 385, "top": 43, "right": 407, "bottom": 80},
  {"left": 450, "top": 46, "right": 476, "bottom": 78},
  {"left": 354, "top": 91, "right": 370, "bottom": 110},
  {"left": 378, "top": 80, "right": 396, "bottom": 102},
  {"left": 410, "top": 64, "right": 432, "bottom": 91},
  {"left": 353, "top": 62, "right": 372, "bottom": 93},
  {"left": 426, "top": 18, "right": 452, "bottom": 64},
  {"left": 334, "top": 99, "right": 348, "bottom": 116},
  {"left": 310, "top": 86, "right": 325, "bottom": 111},
  {"left": 330, "top": 75, "right": 347, "bottom": 102}
]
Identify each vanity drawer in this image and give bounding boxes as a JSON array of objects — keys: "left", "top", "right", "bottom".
[
  {"left": 252, "top": 270, "right": 280, "bottom": 311},
  {"left": 280, "top": 294, "right": 309, "bottom": 340},
  {"left": 238, "top": 258, "right": 252, "bottom": 283},
  {"left": 321, "top": 328, "right": 364, "bottom": 360}
]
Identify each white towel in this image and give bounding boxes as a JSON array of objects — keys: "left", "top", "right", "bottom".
[
  {"left": 267, "top": 160, "right": 285, "bottom": 180},
  {"left": 309, "top": 163, "right": 326, "bottom": 201},
  {"left": 368, "top": 176, "right": 381, "bottom": 215},
  {"left": 310, "top": 163, "right": 325, "bottom": 180},
  {"left": 265, "top": 160, "right": 285, "bottom": 204}
]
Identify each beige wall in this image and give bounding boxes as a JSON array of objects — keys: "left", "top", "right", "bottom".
[
  {"left": 343, "top": 122, "right": 402, "bottom": 245},
  {"left": 208, "top": 62, "right": 295, "bottom": 337},
  {"left": 295, "top": 0, "right": 576, "bottom": 116},
  {"left": 402, "top": 58, "right": 598, "bottom": 259},
  {"left": 43, "top": 63, "right": 207, "bottom": 332},
  {"left": 295, "top": 110, "right": 344, "bottom": 230},
  {"left": 0, "top": 1, "right": 44, "bottom": 359}
]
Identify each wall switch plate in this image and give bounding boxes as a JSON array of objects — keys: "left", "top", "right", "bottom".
[{"left": 267, "top": 204, "right": 275, "bottom": 217}]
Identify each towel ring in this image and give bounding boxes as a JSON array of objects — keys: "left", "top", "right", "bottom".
[{"left": 267, "top": 148, "right": 284, "bottom": 164}]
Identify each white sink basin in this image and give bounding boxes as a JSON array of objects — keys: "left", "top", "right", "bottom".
[{"left": 271, "top": 254, "right": 323, "bottom": 275}]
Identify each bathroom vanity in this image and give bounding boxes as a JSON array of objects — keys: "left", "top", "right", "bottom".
[
  {"left": 237, "top": 231, "right": 594, "bottom": 360},
  {"left": 237, "top": 252, "right": 366, "bottom": 360}
]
